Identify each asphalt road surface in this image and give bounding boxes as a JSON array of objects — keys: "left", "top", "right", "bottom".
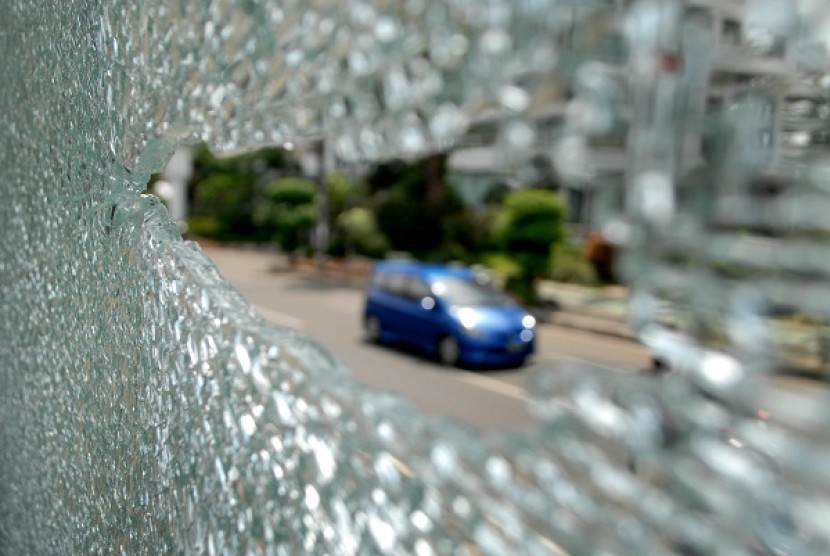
[{"left": 204, "top": 246, "right": 652, "bottom": 431}]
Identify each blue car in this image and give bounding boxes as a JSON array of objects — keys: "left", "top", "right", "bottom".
[{"left": 362, "top": 261, "right": 536, "bottom": 367}]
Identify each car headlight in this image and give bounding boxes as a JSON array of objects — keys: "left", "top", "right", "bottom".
[
  {"left": 522, "top": 315, "right": 536, "bottom": 329},
  {"left": 457, "top": 307, "right": 483, "bottom": 330}
]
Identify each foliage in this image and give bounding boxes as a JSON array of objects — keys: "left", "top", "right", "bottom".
[
  {"left": 480, "top": 252, "right": 522, "bottom": 289},
  {"left": 550, "top": 242, "right": 598, "bottom": 285},
  {"left": 439, "top": 209, "right": 498, "bottom": 264},
  {"left": 190, "top": 142, "right": 298, "bottom": 179},
  {"left": 482, "top": 183, "right": 510, "bottom": 206},
  {"left": 186, "top": 142, "right": 300, "bottom": 242},
  {"left": 337, "top": 207, "right": 389, "bottom": 258},
  {"left": 189, "top": 172, "right": 261, "bottom": 241},
  {"left": 366, "top": 159, "right": 425, "bottom": 196},
  {"left": 325, "top": 171, "right": 373, "bottom": 257},
  {"left": 186, "top": 215, "right": 222, "bottom": 239},
  {"left": 368, "top": 156, "right": 496, "bottom": 261},
  {"left": 256, "top": 177, "right": 318, "bottom": 254},
  {"left": 375, "top": 192, "right": 446, "bottom": 255},
  {"left": 492, "top": 188, "right": 568, "bottom": 303},
  {"left": 328, "top": 171, "right": 368, "bottom": 217},
  {"left": 183, "top": 145, "right": 573, "bottom": 284}
]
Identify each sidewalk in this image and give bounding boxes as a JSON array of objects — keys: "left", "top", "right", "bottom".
[
  {"left": 534, "top": 280, "right": 635, "bottom": 341},
  {"left": 537, "top": 279, "right": 828, "bottom": 378}
]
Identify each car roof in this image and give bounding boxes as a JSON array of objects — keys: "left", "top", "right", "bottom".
[{"left": 373, "top": 261, "right": 476, "bottom": 282}]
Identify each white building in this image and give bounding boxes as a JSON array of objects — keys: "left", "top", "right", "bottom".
[{"left": 448, "top": 0, "right": 829, "bottom": 232}]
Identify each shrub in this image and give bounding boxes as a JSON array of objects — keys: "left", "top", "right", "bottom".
[
  {"left": 374, "top": 190, "right": 463, "bottom": 256},
  {"left": 257, "top": 178, "right": 318, "bottom": 254},
  {"left": 185, "top": 143, "right": 302, "bottom": 242},
  {"left": 187, "top": 215, "right": 222, "bottom": 239},
  {"left": 550, "top": 242, "right": 598, "bottom": 285},
  {"left": 337, "top": 207, "right": 389, "bottom": 258},
  {"left": 492, "top": 188, "right": 567, "bottom": 303},
  {"left": 190, "top": 173, "right": 261, "bottom": 241},
  {"left": 480, "top": 253, "right": 522, "bottom": 289}
]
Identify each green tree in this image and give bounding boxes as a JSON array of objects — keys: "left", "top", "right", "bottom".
[
  {"left": 493, "top": 188, "right": 567, "bottom": 304},
  {"left": 189, "top": 173, "right": 258, "bottom": 241},
  {"left": 186, "top": 142, "right": 300, "bottom": 241},
  {"left": 368, "top": 156, "right": 473, "bottom": 258},
  {"left": 256, "top": 177, "right": 318, "bottom": 257},
  {"left": 328, "top": 171, "right": 367, "bottom": 217},
  {"left": 337, "top": 207, "right": 389, "bottom": 258}
]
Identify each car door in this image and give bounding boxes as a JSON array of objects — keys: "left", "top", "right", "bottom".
[
  {"left": 401, "top": 275, "right": 443, "bottom": 347},
  {"left": 374, "top": 272, "right": 411, "bottom": 339}
]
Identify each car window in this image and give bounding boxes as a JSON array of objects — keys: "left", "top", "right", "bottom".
[
  {"left": 383, "top": 272, "right": 408, "bottom": 296},
  {"left": 431, "top": 277, "right": 512, "bottom": 307},
  {"left": 406, "top": 277, "right": 431, "bottom": 300},
  {"left": 371, "top": 271, "right": 390, "bottom": 289}
]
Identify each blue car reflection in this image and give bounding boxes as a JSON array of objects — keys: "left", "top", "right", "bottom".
[{"left": 362, "top": 261, "right": 536, "bottom": 367}]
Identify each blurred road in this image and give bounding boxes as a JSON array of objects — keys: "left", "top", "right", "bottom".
[{"left": 204, "top": 246, "right": 652, "bottom": 431}]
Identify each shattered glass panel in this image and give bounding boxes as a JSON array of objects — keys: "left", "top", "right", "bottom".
[{"left": 1, "top": 0, "right": 830, "bottom": 554}]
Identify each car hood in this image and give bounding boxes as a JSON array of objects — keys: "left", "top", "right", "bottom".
[{"left": 452, "top": 304, "right": 530, "bottom": 330}]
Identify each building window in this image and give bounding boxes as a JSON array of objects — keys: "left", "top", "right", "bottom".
[{"left": 722, "top": 19, "right": 741, "bottom": 46}]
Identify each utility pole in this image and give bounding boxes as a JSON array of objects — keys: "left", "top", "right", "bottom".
[
  {"left": 158, "top": 145, "right": 192, "bottom": 234},
  {"left": 425, "top": 152, "right": 448, "bottom": 203},
  {"left": 314, "top": 139, "right": 330, "bottom": 271}
]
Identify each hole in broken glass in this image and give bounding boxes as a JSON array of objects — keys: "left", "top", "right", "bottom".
[{"left": 7, "top": 1, "right": 830, "bottom": 553}]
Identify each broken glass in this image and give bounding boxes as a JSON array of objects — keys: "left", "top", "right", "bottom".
[{"left": 1, "top": 0, "right": 830, "bottom": 553}]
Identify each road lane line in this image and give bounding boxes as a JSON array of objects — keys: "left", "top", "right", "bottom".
[
  {"left": 254, "top": 305, "right": 305, "bottom": 330},
  {"left": 454, "top": 372, "right": 527, "bottom": 401},
  {"left": 537, "top": 352, "right": 636, "bottom": 374},
  {"left": 451, "top": 354, "right": 641, "bottom": 404},
  {"left": 540, "top": 537, "right": 569, "bottom": 556}
]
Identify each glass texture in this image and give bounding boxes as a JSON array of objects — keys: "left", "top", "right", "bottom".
[{"left": 1, "top": 0, "right": 829, "bottom": 554}]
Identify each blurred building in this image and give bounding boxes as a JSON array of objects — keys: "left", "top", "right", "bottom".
[{"left": 448, "top": 0, "right": 830, "bottom": 234}]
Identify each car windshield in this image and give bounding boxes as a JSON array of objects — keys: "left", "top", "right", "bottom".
[{"left": 431, "top": 277, "right": 512, "bottom": 307}]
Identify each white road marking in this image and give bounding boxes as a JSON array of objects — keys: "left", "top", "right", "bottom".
[
  {"left": 538, "top": 352, "right": 635, "bottom": 374},
  {"left": 455, "top": 372, "right": 527, "bottom": 401},
  {"left": 540, "top": 536, "right": 570, "bottom": 556},
  {"left": 254, "top": 305, "right": 305, "bottom": 330},
  {"left": 451, "top": 353, "right": 640, "bottom": 404}
]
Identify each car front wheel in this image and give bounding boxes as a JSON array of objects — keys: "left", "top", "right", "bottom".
[
  {"left": 437, "top": 335, "right": 461, "bottom": 367},
  {"left": 364, "top": 315, "right": 382, "bottom": 343}
]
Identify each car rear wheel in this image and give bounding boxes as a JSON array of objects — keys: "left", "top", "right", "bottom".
[
  {"left": 437, "top": 336, "right": 461, "bottom": 367},
  {"left": 364, "top": 315, "right": 382, "bottom": 343}
]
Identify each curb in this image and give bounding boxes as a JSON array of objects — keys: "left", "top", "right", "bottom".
[{"left": 532, "top": 308, "right": 638, "bottom": 342}]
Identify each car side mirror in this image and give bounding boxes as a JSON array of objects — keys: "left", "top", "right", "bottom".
[{"left": 420, "top": 296, "right": 436, "bottom": 311}]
